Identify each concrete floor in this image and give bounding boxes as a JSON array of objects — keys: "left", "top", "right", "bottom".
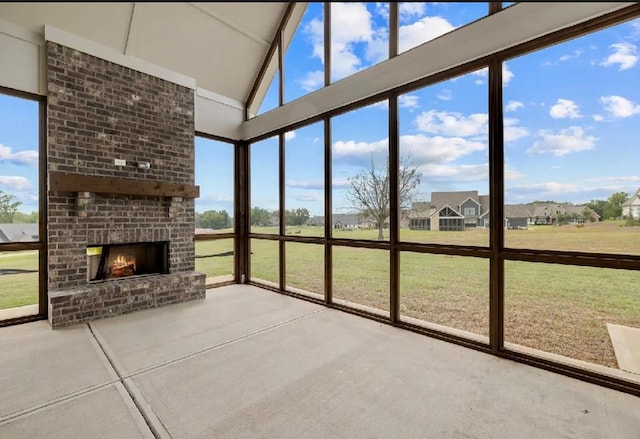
[{"left": 1, "top": 285, "right": 639, "bottom": 439}]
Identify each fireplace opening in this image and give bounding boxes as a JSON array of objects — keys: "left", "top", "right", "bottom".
[{"left": 87, "top": 241, "right": 169, "bottom": 282}]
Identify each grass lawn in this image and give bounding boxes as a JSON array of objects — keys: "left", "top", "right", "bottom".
[{"left": 0, "top": 251, "right": 39, "bottom": 309}]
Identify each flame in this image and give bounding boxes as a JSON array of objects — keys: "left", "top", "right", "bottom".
[{"left": 112, "top": 254, "right": 136, "bottom": 271}]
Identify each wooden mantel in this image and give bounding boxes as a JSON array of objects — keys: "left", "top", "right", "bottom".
[{"left": 49, "top": 172, "right": 200, "bottom": 198}]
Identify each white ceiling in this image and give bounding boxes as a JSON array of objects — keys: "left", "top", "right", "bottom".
[{"left": 0, "top": 2, "right": 289, "bottom": 103}]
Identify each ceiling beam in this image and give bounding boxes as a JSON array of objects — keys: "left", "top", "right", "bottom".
[
  {"left": 188, "top": 3, "right": 269, "bottom": 46},
  {"left": 124, "top": 2, "right": 136, "bottom": 55}
]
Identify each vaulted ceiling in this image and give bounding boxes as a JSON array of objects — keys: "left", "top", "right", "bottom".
[{"left": 0, "top": 2, "right": 290, "bottom": 103}]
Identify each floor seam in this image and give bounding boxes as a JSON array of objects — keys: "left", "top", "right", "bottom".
[{"left": 88, "top": 323, "right": 170, "bottom": 439}]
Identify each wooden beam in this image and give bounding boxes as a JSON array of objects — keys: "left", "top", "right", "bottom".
[{"left": 49, "top": 172, "right": 200, "bottom": 198}]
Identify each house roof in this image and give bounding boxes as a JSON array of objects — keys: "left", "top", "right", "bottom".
[
  {"left": 505, "top": 204, "right": 533, "bottom": 219},
  {"left": 0, "top": 2, "right": 295, "bottom": 105},
  {"left": 431, "top": 191, "right": 479, "bottom": 211},
  {"left": 331, "top": 213, "right": 361, "bottom": 225},
  {"left": 0, "top": 223, "right": 39, "bottom": 242},
  {"left": 622, "top": 187, "right": 640, "bottom": 207}
]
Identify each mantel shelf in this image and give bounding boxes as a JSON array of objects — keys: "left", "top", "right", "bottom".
[{"left": 49, "top": 172, "right": 200, "bottom": 198}]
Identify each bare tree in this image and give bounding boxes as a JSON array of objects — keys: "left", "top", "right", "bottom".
[{"left": 346, "top": 155, "right": 421, "bottom": 240}]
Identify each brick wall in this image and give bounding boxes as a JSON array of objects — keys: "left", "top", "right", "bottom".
[{"left": 46, "top": 42, "right": 205, "bottom": 326}]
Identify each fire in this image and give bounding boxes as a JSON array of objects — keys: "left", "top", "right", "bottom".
[{"left": 110, "top": 254, "right": 136, "bottom": 277}]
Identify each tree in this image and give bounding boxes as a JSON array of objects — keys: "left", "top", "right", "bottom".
[
  {"left": 586, "top": 199, "right": 606, "bottom": 220},
  {"left": 603, "top": 191, "right": 628, "bottom": 219},
  {"left": 251, "top": 207, "right": 271, "bottom": 226},
  {"left": 346, "top": 155, "right": 421, "bottom": 240},
  {"left": 198, "top": 209, "right": 231, "bottom": 229},
  {"left": 285, "top": 208, "right": 310, "bottom": 226},
  {"left": 0, "top": 190, "right": 21, "bottom": 223}
]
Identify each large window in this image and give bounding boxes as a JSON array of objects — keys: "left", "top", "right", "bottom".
[
  {"left": 504, "top": 20, "right": 640, "bottom": 255},
  {"left": 195, "top": 137, "right": 234, "bottom": 234},
  {"left": 0, "top": 92, "right": 41, "bottom": 319},
  {"left": 399, "top": 69, "right": 489, "bottom": 246},
  {"left": 398, "top": 2, "right": 487, "bottom": 54},
  {"left": 284, "top": 3, "right": 324, "bottom": 102},
  {"left": 285, "top": 122, "right": 324, "bottom": 236},
  {"left": 250, "top": 136, "right": 279, "bottom": 235},
  {"left": 330, "top": 2, "right": 389, "bottom": 83},
  {"left": 332, "top": 101, "right": 389, "bottom": 241}
]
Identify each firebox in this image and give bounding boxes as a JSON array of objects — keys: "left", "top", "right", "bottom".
[{"left": 87, "top": 241, "right": 169, "bottom": 282}]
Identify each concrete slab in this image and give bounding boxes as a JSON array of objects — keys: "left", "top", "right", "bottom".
[
  {"left": 608, "top": 323, "right": 640, "bottom": 374},
  {"left": 131, "top": 298, "right": 640, "bottom": 439},
  {"left": 0, "top": 384, "right": 154, "bottom": 439},
  {"left": 0, "top": 321, "right": 116, "bottom": 421},
  {"left": 90, "top": 285, "right": 323, "bottom": 375},
  {"left": 0, "top": 304, "right": 38, "bottom": 320}
]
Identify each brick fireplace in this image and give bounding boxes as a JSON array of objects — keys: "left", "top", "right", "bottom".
[{"left": 46, "top": 42, "right": 205, "bottom": 328}]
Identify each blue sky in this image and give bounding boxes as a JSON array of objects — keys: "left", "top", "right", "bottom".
[{"left": 1, "top": 3, "right": 639, "bottom": 218}]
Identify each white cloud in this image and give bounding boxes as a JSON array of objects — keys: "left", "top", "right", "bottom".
[
  {"left": 418, "top": 163, "right": 487, "bottom": 182},
  {"left": 400, "top": 134, "right": 486, "bottom": 164},
  {"left": 559, "top": 49, "right": 584, "bottom": 62},
  {"left": 472, "top": 63, "right": 514, "bottom": 85},
  {"left": 399, "top": 3, "right": 427, "bottom": 20},
  {"left": 299, "top": 70, "right": 324, "bottom": 92},
  {"left": 286, "top": 179, "right": 323, "bottom": 190},
  {"left": 399, "top": 16, "right": 455, "bottom": 53},
  {"left": 333, "top": 138, "right": 388, "bottom": 156},
  {"left": 600, "top": 95, "right": 640, "bottom": 118},
  {"left": 399, "top": 94, "right": 420, "bottom": 108},
  {"left": 285, "top": 131, "right": 296, "bottom": 141},
  {"left": 296, "top": 193, "right": 324, "bottom": 203},
  {"left": 600, "top": 42, "right": 638, "bottom": 70},
  {"left": 437, "top": 89, "right": 452, "bottom": 101},
  {"left": 549, "top": 99, "right": 582, "bottom": 119},
  {"left": 504, "top": 118, "right": 529, "bottom": 143},
  {"left": 0, "top": 144, "right": 38, "bottom": 166},
  {"left": 415, "top": 110, "right": 487, "bottom": 137},
  {"left": 0, "top": 176, "right": 32, "bottom": 191},
  {"left": 527, "top": 126, "right": 597, "bottom": 157},
  {"left": 505, "top": 100, "right": 524, "bottom": 112},
  {"left": 374, "top": 2, "right": 390, "bottom": 20},
  {"left": 592, "top": 114, "right": 604, "bottom": 122},
  {"left": 505, "top": 166, "right": 524, "bottom": 180}
]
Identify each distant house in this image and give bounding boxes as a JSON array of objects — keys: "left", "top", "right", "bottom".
[
  {"left": 409, "top": 191, "right": 490, "bottom": 231},
  {"left": 622, "top": 187, "right": 640, "bottom": 218},
  {"left": 0, "top": 224, "right": 39, "bottom": 243},
  {"left": 408, "top": 192, "right": 599, "bottom": 231},
  {"left": 306, "top": 216, "right": 324, "bottom": 227},
  {"left": 332, "top": 213, "right": 362, "bottom": 229}
]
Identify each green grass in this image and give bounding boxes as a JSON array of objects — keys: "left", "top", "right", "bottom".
[
  {"left": 0, "top": 251, "right": 39, "bottom": 309},
  {"left": 194, "top": 239, "right": 234, "bottom": 280}
]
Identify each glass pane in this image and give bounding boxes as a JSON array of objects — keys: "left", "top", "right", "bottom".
[
  {"left": 332, "top": 101, "right": 389, "bottom": 241},
  {"left": 400, "top": 253, "right": 489, "bottom": 340},
  {"left": 503, "top": 19, "right": 640, "bottom": 255},
  {"left": 399, "top": 68, "right": 489, "bottom": 246},
  {"left": 0, "top": 250, "right": 39, "bottom": 312},
  {"left": 330, "top": 2, "right": 389, "bottom": 83},
  {"left": 195, "top": 137, "right": 234, "bottom": 234},
  {"left": 257, "top": 69, "right": 279, "bottom": 117},
  {"left": 285, "top": 122, "right": 324, "bottom": 236},
  {"left": 0, "top": 94, "right": 39, "bottom": 241},
  {"left": 285, "top": 242, "right": 323, "bottom": 300},
  {"left": 194, "top": 239, "right": 234, "bottom": 284},
  {"left": 251, "top": 136, "right": 279, "bottom": 234},
  {"left": 284, "top": 3, "right": 324, "bottom": 102},
  {"left": 398, "top": 2, "right": 487, "bottom": 54},
  {"left": 333, "top": 246, "right": 389, "bottom": 317},
  {"left": 250, "top": 239, "right": 279, "bottom": 287},
  {"left": 505, "top": 261, "right": 640, "bottom": 377}
]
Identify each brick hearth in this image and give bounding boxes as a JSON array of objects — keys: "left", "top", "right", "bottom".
[{"left": 46, "top": 42, "right": 205, "bottom": 328}]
